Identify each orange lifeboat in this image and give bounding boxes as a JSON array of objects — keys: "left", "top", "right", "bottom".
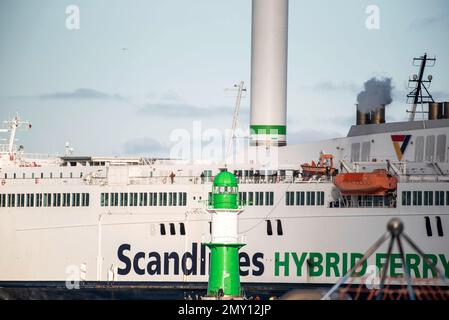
[
  {"left": 334, "top": 169, "right": 397, "bottom": 196},
  {"left": 301, "top": 153, "right": 335, "bottom": 176}
]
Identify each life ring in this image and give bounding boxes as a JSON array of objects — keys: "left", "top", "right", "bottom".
[{"left": 1, "top": 179, "right": 6, "bottom": 186}]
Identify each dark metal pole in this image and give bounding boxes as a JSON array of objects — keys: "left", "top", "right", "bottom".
[
  {"left": 396, "top": 236, "right": 416, "bottom": 300},
  {"left": 376, "top": 235, "right": 395, "bottom": 300}
]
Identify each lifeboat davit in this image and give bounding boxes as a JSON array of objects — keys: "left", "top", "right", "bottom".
[{"left": 334, "top": 169, "right": 397, "bottom": 196}]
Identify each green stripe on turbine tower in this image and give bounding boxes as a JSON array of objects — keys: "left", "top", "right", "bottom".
[
  {"left": 250, "top": 125, "right": 287, "bottom": 135},
  {"left": 206, "top": 171, "right": 244, "bottom": 298}
]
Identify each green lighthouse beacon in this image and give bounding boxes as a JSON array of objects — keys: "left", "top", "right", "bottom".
[{"left": 206, "top": 171, "right": 244, "bottom": 299}]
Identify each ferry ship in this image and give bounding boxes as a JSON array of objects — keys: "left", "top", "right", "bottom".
[{"left": 1, "top": 0, "right": 448, "bottom": 298}]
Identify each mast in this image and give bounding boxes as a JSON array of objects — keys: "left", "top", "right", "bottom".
[{"left": 407, "top": 53, "right": 436, "bottom": 121}]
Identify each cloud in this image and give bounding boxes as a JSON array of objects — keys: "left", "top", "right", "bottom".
[
  {"left": 36, "top": 88, "right": 125, "bottom": 100},
  {"left": 123, "top": 137, "right": 169, "bottom": 156},
  {"left": 302, "top": 81, "right": 360, "bottom": 93},
  {"left": 288, "top": 128, "right": 344, "bottom": 144},
  {"left": 138, "top": 103, "right": 244, "bottom": 118},
  {"left": 160, "top": 90, "right": 182, "bottom": 101},
  {"left": 410, "top": 13, "right": 449, "bottom": 29}
]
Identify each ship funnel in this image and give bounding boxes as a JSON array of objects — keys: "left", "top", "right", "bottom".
[
  {"left": 428, "top": 102, "right": 443, "bottom": 120},
  {"left": 250, "top": 0, "right": 288, "bottom": 147},
  {"left": 370, "top": 105, "right": 385, "bottom": 124}
]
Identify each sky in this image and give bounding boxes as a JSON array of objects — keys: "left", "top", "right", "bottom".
[{"left": 0, "top": 0, "right": 448, "bottom": 157}]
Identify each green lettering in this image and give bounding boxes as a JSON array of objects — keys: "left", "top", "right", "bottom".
[
  {"left": 342, "top": 253, "right": 348, "bottom": 275},
  {"left": 325, "top": 253, "right": 340, "bottom": 277},
  {"left": 423, "top": 254, "right": 438, "bottom": 278},
  {"left": 308, "top": 252, "right": 323, "bottom": 277},
  {"left": 291, "top": 252, "right": 307, "bottom": 276},
  {"left": 376, "top": 253, "right": 387, "bottom": 274},
  {"left": 275, "top": 252, "right": 289, "bottom": 277},
  {"left": 351, "top": 253, "right": 366, "bottom": 277},
  {"left": 389, "top": 253, "right": 403, "bottom": 277},
  {"left": 439, "top": 254, "right": 449, "bottom": 278},
  {"left": 405, "top": 254, "right": 421, "bottom": 278}
]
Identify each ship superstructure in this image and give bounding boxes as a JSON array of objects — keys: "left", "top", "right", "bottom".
[{"left": 0, "top": 0, "right": 448, "bottom": 295}]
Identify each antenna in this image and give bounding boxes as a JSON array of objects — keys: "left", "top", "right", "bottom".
[
  {"left": 225, "top": 81, "right": 246, "bottom": 161},
  {"left": 406, "top": 53, "right": 436, "bottom": 121}
]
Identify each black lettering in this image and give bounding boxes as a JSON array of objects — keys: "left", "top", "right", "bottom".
[
  {"left": 182, "top": 243, "right": 197, "bottom": 275},
  {"left": 117, "top": 244, "right": 131, "bottom": 275},
  {"left": 252, "top": 252, "right": 264, "bottom": 276},
  {"left": 164, "top": 252, "right": 180, "bottom": 275},
  {"left": 147, "top": 252, "right": 161, "bottom": 275},
  {"left": 133, "top": 251, "right": 146, "bottom": 275},
  {"left": 239, "top": 252, "right": 251, "bottom": 276},
  {"left": 200, "top": 243, "right": 206, "bottom": 275}
]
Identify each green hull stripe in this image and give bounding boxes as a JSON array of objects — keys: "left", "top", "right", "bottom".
[{"left": 250, "top": 125, "right": 286, "bottom": 135}]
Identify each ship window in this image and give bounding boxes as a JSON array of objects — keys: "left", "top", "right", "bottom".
[
  {"left": 424, "top": 216, "right": 432, "bottom": 237},
  {"left": 436, "top": 134, "right": 446, "bottom": 162},
  {"left": 447, "top": 191, "right": 449, "bottom": 206},
  {"left": 13, "top": 173, "right": 16, "bottom": 179},
  {"left": 41, "top": 172, "right": 44, "bottom": 179},
  {"left": 435, "top": 191, "right": 444, "bottom": 206},
  {"left": 36, "top": 194, "right": 42, "bottom": 207},
  {"left": 414, "top": 136, "right": 424, "bottom": 162},
  {"left": 317, "top": 191, "right": 325, "bottom": 206},
  {"left": 424, "top": 191, "right": 434, "bottom": 206},
  {"left": 0, "top": 194, "right": 5, "bottom": 207},
  {"left": 4, "top": 173, "right": 6, "bottom": 179},
  {"left": 60, "top": 172, "right": 63, "bottom": 178},
  {"left": 169, "top": 223, "right": 176, "bottom": 235},
  {"left": 402, "top": 191, "right": 411, "bottom": 206},
  {"left": 265, "top": 192, "right": 274, "bottom": 206},
  {"left": 276, "top": 219, "right": 283, "bottom": 236},
  {"left": 296, "top": 191, "right": 304, "bottom": 206},
  {"left": 209, "top": 221, "right": 212, "bottom": 234},
  {"left": 425, "top": 135, "right": 436, "bottom": 161},
  {"left": 160, "top": 224, "right": 166, "bottom": 235},
  {"left": 436, "top": 216, "right": 444, "bottom": 237},
  {"left": 255, "top": 192, "right": 263, "bottom": 206},
  {"left": 248, "top": 192, "right": 254, "bottom": 206},
  {"left": 285, "top": 192, "right": 294, "bottom": 206},
  {"left": 413, "top": 191, "right": 422, "bottom": 206},
  {"left": 180, "top": 223, "right": 186, "bottom": 236},
  {"left": 239, "top": 192, "right": 247, "bottom": 206},
  {"left": 22, "top": 173, "right": 25, "bottom": 179},
  {"left": 82, "top": 193, "right": 89, "bottom": 206},
  {"left": 266, "top": 220, "right": 273, "bottom": 236}
]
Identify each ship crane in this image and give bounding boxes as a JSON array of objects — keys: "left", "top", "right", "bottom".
[
  {"left": 0, "top": 116, "right": 32, "bottom": 160},
  {"left": 225, "top": 81, "right": 246, "bottom": 161}
]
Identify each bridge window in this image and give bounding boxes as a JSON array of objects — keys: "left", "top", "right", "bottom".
[
  {"left": 424, "top": 216, "right": 432, "bottom": 237},
  {"left": 160, "top": 224, "right": 166, "bottom": 235},
  {"left": 180, "top": 223, "right": 186, "bottom": 236},
  {"left": 414, "top": 136, "right": 424, "bottom": 162},
  {"left": 266, "top": 220, "right": 273, "bottom": 236},
  {"left": 436, "top": 216, "right": 444, "bottom": 237},
  {"left": 169, "top": 223, "right": 176, "bottom": 235},
  {"left": 276, "top": 219, "right": 283, "bottom": 236}
]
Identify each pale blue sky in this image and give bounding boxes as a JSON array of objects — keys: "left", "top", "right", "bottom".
[{"left": 0, "top": 0, "right": 448, "bottom": 156}]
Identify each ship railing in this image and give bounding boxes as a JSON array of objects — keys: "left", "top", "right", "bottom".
[{"left": 125, "top": 175, "right": 332, "bottom": 185}]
